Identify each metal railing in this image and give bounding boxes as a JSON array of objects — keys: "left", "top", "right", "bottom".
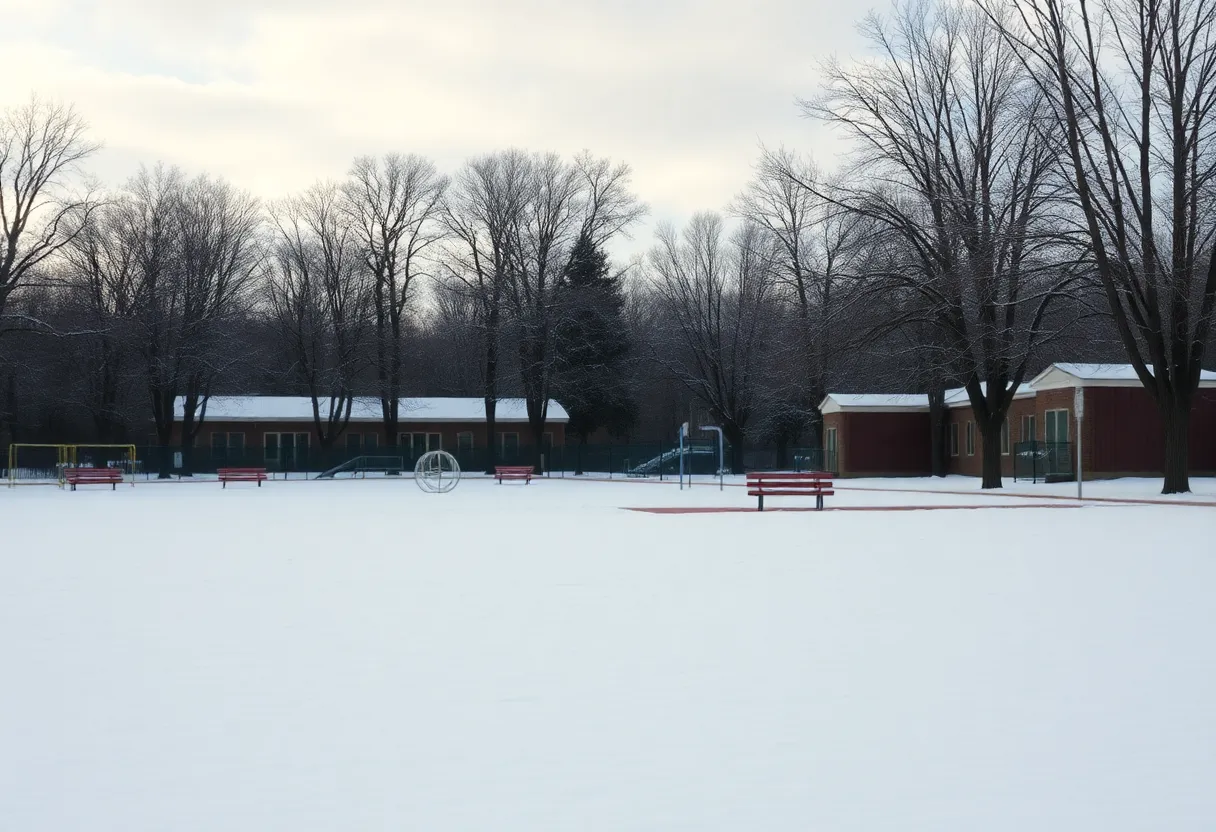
[{"left": 1013, "top": 441, "right": 1073, "bottom": 483}]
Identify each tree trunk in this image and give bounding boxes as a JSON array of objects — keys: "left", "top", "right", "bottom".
[
  {"left": 484, "top": 398, "right": 497, "bottom": 474},
  {"left": 1160, "top": 399, "right": 1191, "bottom": 494},
  {"left": 157, "top": 439, "right": 173, "bottom": 480},
  {"left": 979, "top": 420, "right": 1003, "bottom": 490},
  {"left": 382, "top": 395, "right": 399, "bottom": 454},
  {"left": 180, "top": 440, "right": 195, "bottom": 478},
  {"left": 724, "top": 424, "right": 746, "bottom": 474},
  {"left": 928, "top": 387, "right": 947, "bottom": 477},
  {"left": 528, "top": 412, "right": 546, "bottom": 473}
]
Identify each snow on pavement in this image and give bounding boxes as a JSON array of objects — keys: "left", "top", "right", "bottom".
[{"left": 1, "top": 476, "right": 1213, "bottom": 831}]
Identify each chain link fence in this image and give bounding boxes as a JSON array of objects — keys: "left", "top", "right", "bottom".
[{"left": 3, "top": 441, "right": 836, "bottom": 482}]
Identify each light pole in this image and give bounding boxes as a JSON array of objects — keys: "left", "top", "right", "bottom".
[{"left": 1075, "top": 387, "right": 1084, "bottom": 499}]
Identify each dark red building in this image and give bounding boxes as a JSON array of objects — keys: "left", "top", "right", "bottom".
[{"left": 822, "top": 364, "right": 1216, "bottom": 479}]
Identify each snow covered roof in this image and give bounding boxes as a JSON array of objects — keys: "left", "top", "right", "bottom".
[
  {"left": 820, "top": 394, "right": 930, "bottom": 414},
  {"left": 1031, "top": 363, "right": 1216, "bottom": 389},
  {"left": 821, "top": 384, "right": 1033, "bottom": 414},
  {"left": 175, "top": 396, "right": 569, "bottom": 423}
]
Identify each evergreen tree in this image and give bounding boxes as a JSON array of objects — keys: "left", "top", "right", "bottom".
[{"left": 554, "top": 231, "right": 636, "bottom": 474}]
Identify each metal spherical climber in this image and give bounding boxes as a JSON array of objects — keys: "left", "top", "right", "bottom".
[{"left": 414, "top": 450, "right": 461, "bottom": 493}]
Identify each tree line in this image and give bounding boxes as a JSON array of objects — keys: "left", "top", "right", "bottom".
[{"left": 1, "top": 0, "right": 1213, "bottom": 491}]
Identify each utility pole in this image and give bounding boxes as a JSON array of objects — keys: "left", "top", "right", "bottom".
[{"left": 1075, "top": 387, "right": 1084, "bottom": 500}]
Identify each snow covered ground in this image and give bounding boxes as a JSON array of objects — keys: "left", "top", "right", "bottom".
[{"left": 1, "top": 476, "right": 1213, "bottom": 831}]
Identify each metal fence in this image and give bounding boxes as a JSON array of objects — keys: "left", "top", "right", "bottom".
[
  {"left": 2, "top": 441, "right": 836, "bottom": 482},
  {"left": 1012, "top": 441, "right": 1073, "bottom": 483}
]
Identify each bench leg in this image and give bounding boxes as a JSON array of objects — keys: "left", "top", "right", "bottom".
[
  {"left": 257, "top": 480, "right": 261, "bottom": 487},
  {"left": 222, "top": 480, "right": 227, "bottom": 489},
  {"left": 816, "top": 494, "right": 823, "bottom": 510},
  {"left": 758, "top": 494, "right": 764, "bottom": 512},
  {"left": 112, "top": 482, "right": 116, "bottom": 491}
]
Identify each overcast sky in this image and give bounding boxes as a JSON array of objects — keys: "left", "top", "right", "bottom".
[{"left": 2, "top": 0, "right": 862, "bottom": 253}]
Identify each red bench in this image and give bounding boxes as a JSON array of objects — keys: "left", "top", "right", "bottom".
[
  {"left": 218, "top": 467, "right": 268, "bottom": 488},
  {"left": 64, "top": 467, "right": 124, "bottom": 491},
  {"left": 494, "top": 465, "right": 534, "bottom": 484},
  {"left": 746, "top": 471, "right": 834, "bottom": 511}
]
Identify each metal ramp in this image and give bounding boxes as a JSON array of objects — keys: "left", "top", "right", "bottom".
[
  {"left": 316, "top": 455, "right": 405, "bottom": 479},
  {"left": 627, "top": 446, "right": 718, "bottom": 477}
]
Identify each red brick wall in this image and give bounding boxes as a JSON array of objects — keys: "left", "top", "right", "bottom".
[
  {"left": 1084, "top": 387, "right": 1216, "bottom": 475},
  {"left": 172, "top": 420, "right": 565, "bottom": 452},
  {"left": 945, "top": 396, "right": 1036, "bottom": 477},
  {"left": 826, "top": 411, "right": 931, "bottom": 476},
  {"left": 846, "top": 412, "right": 932, "bottom": 475}
]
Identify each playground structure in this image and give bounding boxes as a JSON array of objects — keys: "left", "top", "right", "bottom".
[
  {"left": 414, "top": 450, "right": 461, "bottom": 493},
  {"left": 316, "top": 455, "right": 406, "bottom": 479},
  {"left": 6, "top": 444, "right": 139, "bottom": 488}
]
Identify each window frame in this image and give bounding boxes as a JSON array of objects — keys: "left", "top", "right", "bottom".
[
  {"left": 500, "top": 431, "right": 520, "bottom": 457},
  {"left": 949, "top": 423, "right": 960, "bottom": 457},
  {"left": 1045, "top": 409, "right": 1070, "bottom": 444},
  {"left": 1021, "top": 414, "right": 1036, "bottom": 443},
  {"left": 457, "top": 431, "right": 474, "bottom": 454},
  {"left": 1000, "top": 419, "right": 1010, "bottom": 456},
  {"left": 965, "top": 421, "right": 976, "bottom": 456}
]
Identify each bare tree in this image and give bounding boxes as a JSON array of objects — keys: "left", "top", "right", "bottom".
[
  {"left": 985, "top": 0, "right": 1216, "bottom": 493},
  {"left": 343, "top": 154, "right": 447, "bottom": 446},
  {"left": 442, "top": 151, "right": 529, "bottom": 472},
  {"left": 61, "top": 208, "right": 140, "bottom": 441},
  {"left": 268, "top": 182, "right": 371, "bottom": 451},
  {"left": 647, "top": 213, "right": 782, "bottom": 473},
  {"left": 119, "top": 166, "right": 262, "bottom": 477},
  {"left": 733, "top": 149, "right": 865, "bottom": 459},
  {"left": 0, "top": 96, "right": 99, "bottom": 330},
  {"left": 798, "top": 0, "right": 1078, "bottom": 488},
  {"left": 505, "top": 151, "right": 644, "bottom": 470}
]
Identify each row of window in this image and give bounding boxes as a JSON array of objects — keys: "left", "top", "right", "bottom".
[
  {"left": 947, "top": 410, "right": 1071, "bottom": 457},
  {"left": 210, "top": 431, "right": 549, "bottom": 460}
]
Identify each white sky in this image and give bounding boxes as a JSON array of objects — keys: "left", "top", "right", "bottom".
[{"left": 1, "top": 0, "right": 861, "bottom": 256}]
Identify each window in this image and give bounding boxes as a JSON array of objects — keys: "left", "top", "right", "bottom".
[
  {"left": 1021, "top": 414, "right": 1036, "bottom": 442},
  {"left": 949, "top": 423, "right": 959, "bottom": 457},
  {"left": 1045, "top": 409, "right": 1069, "bottom": 444},
  {"left": 363, "top": 433, "right": 378, "bottom": 450},
  {"left": 826, "top": 427, "right": 838, "bottom": 469},
  {"left": 966, "top": 421, "right": 976, "bottom": 456},
  {"left": 264, "top": 432, "right": 309, "bottom": 465},
  {"left": 1000, "top": 419, "right": 1010, "bottom": 456},
  {"left": 457, "top": 432, "right": 474, "bottom": 454},
  {"left": 398, "top": 432, "right": 441, "bottom": 456},
  {"left": 500, "top": 432, "right": 520, "bottom": 459},
  {"left": 211, "top": 431, "right": 245, "bottom": 461},
  {"left": 346, "top": 432, "right": 361, "bottom": 452}
]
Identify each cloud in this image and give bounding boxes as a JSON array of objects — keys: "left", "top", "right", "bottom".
[{"left": 0, "top": 0, "right": 859, "bottom": 255}]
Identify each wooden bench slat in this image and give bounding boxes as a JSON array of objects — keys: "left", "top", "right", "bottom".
[
  {"left": 218, "top": 468, "right": 268, "bottom": 488},
  {"left": 64, "top": 468, "right": 124, "bottom": 491},
  {"left": 746, "top": 471, "right": 835, "bottom": 511},
  {"left": 494, "top": 465, "right": 534, "bottom": 484}
]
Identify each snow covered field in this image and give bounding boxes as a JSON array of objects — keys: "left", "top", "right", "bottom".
[{"left": 2, "top": 475, "right": 1214, "bottom": 831}]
